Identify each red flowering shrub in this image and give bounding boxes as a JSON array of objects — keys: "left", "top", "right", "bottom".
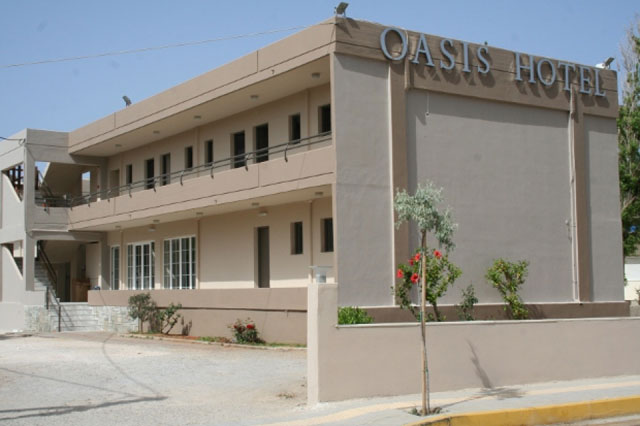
[
  {"left": 229, "top": 318, "right": 263, "bottom": 344},
  {"left": 394, "top": 248, "right": 461, "bottom": 321}
]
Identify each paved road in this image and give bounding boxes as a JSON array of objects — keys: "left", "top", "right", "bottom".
[{"left": 0, "top": 333, "right": 307, "bottom": 426}]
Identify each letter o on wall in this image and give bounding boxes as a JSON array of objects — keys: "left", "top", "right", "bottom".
[
  {"left": 380, "top": 27, "right": 408, "bottom": 61},
  {"left": 536, "top": 58, "right": 557, "bottom": 87}
]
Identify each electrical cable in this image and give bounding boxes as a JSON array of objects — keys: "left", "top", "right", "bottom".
[{"left": 0, "top": 23, "right": 333, "bottom": 69}]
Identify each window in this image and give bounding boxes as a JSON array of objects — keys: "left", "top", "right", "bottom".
[
  {"left": 289, "top": 114, "right": 301, "bottom": 144},
  {"left": 232, "top": 131, "right": 245, "bottom": 168},
  {"left": 145, "top": 158, "right": 155, "bottom": 190},
  {"left": 185, "top": 146, "right": 194, "bottom": 170},
  {"left": 291, "top": 221, "right": 303, "bottom": 255},
  {"left": 163, "top": 236, "right": 196, "bottom": 289},
  {"left": 205, "top": 140, "right": 214, "bottom": 166},
  {"left": 127, "top": 242, "right": 155, "bottom": 290},
  {"left": 126, "top": 164, "right": 133, "bottom": 185},
  {"left": 110, "top": 246, "right": 120, "bottom": 290},
  {"left": 161, "top": 153, "right": 171, "bottom": 186},
  {"left": 321, "top": 218, "right": 333, "bottom": 252},
  {"left": 319, "top": 104, "right": 331, "bottom": 133},
  {"left": 254, "top": 124, "right": 269, "bottom": 163}
]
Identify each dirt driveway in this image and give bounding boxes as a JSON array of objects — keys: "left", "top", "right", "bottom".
[{"left": 0, "top": 333, "right": 306, "bottom": 426}]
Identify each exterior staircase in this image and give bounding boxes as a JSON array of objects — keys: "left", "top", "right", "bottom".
[{"left": 50, "top": 303, "right": 101, "bottom": 332}]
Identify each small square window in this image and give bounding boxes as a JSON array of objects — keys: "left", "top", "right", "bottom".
[
  {"left": 291, "top": 221, "right": 303, "bottom": 255},
  {"left": 321, "top": 218, "right": 333, "bottom": 253}
]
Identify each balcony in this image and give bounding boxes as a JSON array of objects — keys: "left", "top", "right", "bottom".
[{"left": 53, "top": 132, "right": 334, "bottom": 230}]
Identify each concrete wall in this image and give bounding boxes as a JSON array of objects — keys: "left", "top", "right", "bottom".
[
  {"left": 332, "top": 54, "right": 394, "bottom": 306},
  {"left": 105, "top": 198, "right": 333, "bottom": 290},
  {"left": 584, "top": 115, "right": 624, "bottom": 301},
  {"left": 0, "top": 245, "right": 25, "bottom": 331},
  {"left": 408, "top": 91, "right": 573, "bottom": 304},
  {"left": 308, "top": 282, "right": 640, "bottom": 403},
  {"left": 89, "top": 287, "right": 306, "bottom": 344}
]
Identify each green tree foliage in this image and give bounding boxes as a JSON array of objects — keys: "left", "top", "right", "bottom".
[
  {"left": 619, "top": 21, "right": 640, "bottom": 257},
  {"left": 456, "top": 284, "right": 478, "bottom": 321},
  {"left": 486, "top": 259, "right": 529, "bottom": 320}
]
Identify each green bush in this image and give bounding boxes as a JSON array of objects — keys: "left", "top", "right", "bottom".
[
  {"left": 486, "top": 259, "right": 529, "bottom": 320},
  {"left": 337, "top": 306, "right": 373, "bottom": 325},
  {"left": 230, "top": 318, "right": 264, "bottom": 344},
  {"left": 128, "top": 293, "right": 157, "bottom": 333},
  {"left": 456, "top": 284, "right": 478, "bottom": 321}
]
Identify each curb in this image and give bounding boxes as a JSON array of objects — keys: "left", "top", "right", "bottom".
[
  {"left": 119, "top": 333, "right": 306, "bottom": 351},
  {"left": 405, "top": 395, "right": 640, "bottom": 426}
]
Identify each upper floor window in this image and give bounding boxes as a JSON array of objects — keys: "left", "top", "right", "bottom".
[
  {"left": 232, "top": 131, "right": 245, "bottom": 169},
  {"left": 255, "top": 124, "right": 269, "bottom": 163},
  {"left": 161, "top": 153, "right": 171, "bottom": 186},
  {"left": 319, "top": 104, "right": 331, "bottom": 133},
  {"left": 126, "top": 164, "right": 133, "bottom": 185},
  {"left": 321, "top": 217, "right": 334, "bottom": 253},
  {"left": 289, "top": 114, "right": 301, "bottom": 144},
  {"left": 145, "top": 158, "right": 155, "bottom": 190},
  {"left": 205, "top": 140, "right": 214, "bottom": 166},
  {"left": 291, "top": 221, "right": 303, "bottom": 255},
  {"left": 185, "top": 146, "right": 194, "bottom": 170}
]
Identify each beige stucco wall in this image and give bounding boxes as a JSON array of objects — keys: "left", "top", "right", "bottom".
[
  {"left": 408, "top": 91, "right": 574, "bottom": 304},
  {"left": 332, "top": 54, "right": 395, "bottom": 307},
  {"left": 308, "top": 282, "right": 640, "bottom": 403},
  {"left": 584, "top": 115, "right": 624, "bottom": 301},
  {"left": 105, "top": 198, "right": 333, "bottom": 290}
]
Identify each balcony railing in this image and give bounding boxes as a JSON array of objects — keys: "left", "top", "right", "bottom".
[{"left": 36, "top": 131, "right": 332, "bottom": 208}]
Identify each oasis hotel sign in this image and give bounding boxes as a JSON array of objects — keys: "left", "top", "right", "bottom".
[{"left": 380, "top": 27, "right": 606, "bottom": 97}]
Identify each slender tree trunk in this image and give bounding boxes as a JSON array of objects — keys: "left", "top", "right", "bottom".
[{"left": 420, "top": 231, "right": 430, "bottom": 415}]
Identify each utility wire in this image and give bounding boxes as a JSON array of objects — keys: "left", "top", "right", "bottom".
[
  {"left": 0, "top": 136, "right": 26, "bottom": 141},
  {"left": 0, "top": 23, "right": 331, "bottom": 69}
]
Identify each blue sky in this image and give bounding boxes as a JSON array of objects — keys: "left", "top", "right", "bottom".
[{"left": 1, "top": 0, "right": 638, "bottom": 138}]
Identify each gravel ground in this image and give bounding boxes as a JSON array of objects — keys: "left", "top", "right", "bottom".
[{"left": 0, "top": 332, "right": 307, "bottom": 426}]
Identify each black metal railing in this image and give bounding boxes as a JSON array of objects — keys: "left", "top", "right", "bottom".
[
  {"left": 37, "top": 131, "right": 331, "bottom": 208},
  {"left": 37, "top": 242, "right": 61, "bottom": 332}
]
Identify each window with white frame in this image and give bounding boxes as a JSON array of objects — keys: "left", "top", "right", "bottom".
[
  {"left": 163, "top": 236, "right": 196, "bottom": 289},
  {"left": 110, "top": 246, "right": 120, "bottom": 290},
  {"left": 127, "top": 241, "right": 155, "bottom": 290}
]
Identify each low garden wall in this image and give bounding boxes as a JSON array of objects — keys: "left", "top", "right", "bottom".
[
  {"left": 308, "top": 282, "right": 640, "bottom": 404},
  {"left": 88, "top": 288, "right": 307, "bottom": 344}
]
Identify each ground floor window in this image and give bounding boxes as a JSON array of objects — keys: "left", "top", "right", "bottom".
[
  {"left": 164, "top": 236, "right": 196, "bottom": 289},
  {"left": 127, "top": 242, "right": 155, "bottom": 289},
  {"left": 110, "top": 246, "right": 120, "bottom": 290}
]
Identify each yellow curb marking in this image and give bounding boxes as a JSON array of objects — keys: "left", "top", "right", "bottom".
[
  {"left": 405, "top": 395, "right": 640, "bottom": 426},
  {"left": 264, "top": 379, "right": 640, "bottom": 426}
]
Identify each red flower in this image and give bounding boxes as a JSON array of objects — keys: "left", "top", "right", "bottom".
[
  {"left": 434, "top": 250, "right": 442, "bottom": 259},
  {"left": 247, "top": 324, "right": 255, "bottom": 330},
  {"left": 396, "top": 269, "right": 404, "bottom": 278},
  {"left": 409, "top": 259, "right": 414, "bottom": 266},
  {"left": 410, "top": 273, "right": 419, "bottom": 284}
]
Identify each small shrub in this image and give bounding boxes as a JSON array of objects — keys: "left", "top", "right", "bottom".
[
  {"left": 457, "top": 284, "right": 478, "bottom": 321},
  {"left": 636, "top": 288, "right": 640, "bottom": 305},
  {"left": 198, "top": 336, "right": 231, "bottom": 344},
  {"left": 128, "top": 293, "right": 157, "bottom": 333},
  {"left": 161, "top": 303, "right": 182, "bottom": 335},
  {"left": 229, "top": 318, "right": 264, "bottom": 344},
  {"left": 337, "top": 306, "right": 373, "bottom": 325},
  {"left": 486, "top": 259, "right": 529, "bottom": 320}
]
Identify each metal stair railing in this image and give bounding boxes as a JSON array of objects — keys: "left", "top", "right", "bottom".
[{"left": 37, "top": 242, "right": 61, "bottom": 332}]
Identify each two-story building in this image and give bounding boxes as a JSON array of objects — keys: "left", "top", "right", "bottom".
[{"left": 0, "top": 16, "right": 626, "bottom": 338}]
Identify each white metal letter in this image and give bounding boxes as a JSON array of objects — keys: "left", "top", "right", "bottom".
[
  {"left": 579, "top": 66, "right": 593, "bottom": 95},
  {"left": 462, "top": 41, "right": 470, "bottom": 72},
  {"left": 594, "top": 68, "right": 606, "bottom": 97},
  {"left": 536, "top": 59, "right": 557, "bottom": 87},
  {"left": 380, "top": 27, "right": 408, "bottom": 61},
  {"left": 477, "top": 46, "right": 490, "bottom": 74},
  {"left": 411, "top": 33, "right": 434, "bottom": 66},
  {"left": 515, "top": 52, "right": 535, "bottom": 83},
  {"left": 439, "top": 39, "right": 455, "bottom": 70},
  {"left": 558, "top": 62, "right": 576, "bottom": 91}
]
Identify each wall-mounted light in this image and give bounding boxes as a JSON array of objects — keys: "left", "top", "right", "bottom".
[
  {"left": 251, "top": 202, "right": 260, "bottom": 207},
  {"left": 335, "top": 2, "right": 349, "bottom": 16},
  {"left": 258, "top": 209, "right": 268, "bottom": 217},
  {"left": 148, "top": 224, "right": 156, "bottom": 232},
  {"left": 311, "top": 72, "right": 321, "bottom": 79},
  {"left": 193, "top": 115, "right": 202, "bottom": 120},
  {"left": 314, "top": 191, "right": 324, "bottom": 197},
  {"left": 250, "top": 94, "right": 259, "bottom": 100}
]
